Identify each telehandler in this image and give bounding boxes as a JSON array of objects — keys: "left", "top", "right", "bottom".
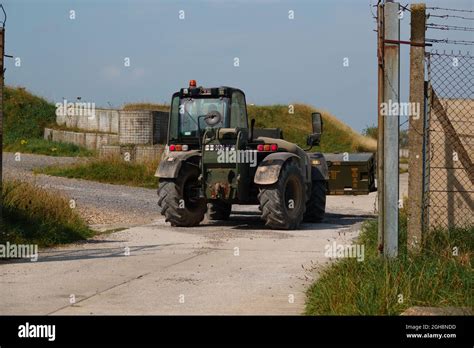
[{"left": 156, "top": 80, "right": 375, "bottom": 229}]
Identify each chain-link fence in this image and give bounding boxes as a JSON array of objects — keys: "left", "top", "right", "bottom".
[{"left": 423, "top": 51, "right": 474, "bottom": 230}]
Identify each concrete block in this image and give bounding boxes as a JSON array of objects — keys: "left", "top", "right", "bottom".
[
  {"left": 85, "top": 133, "right": 97, "bottom": 149},
  {"left": 119, "top": 111, "right": 154, "bottom": 145},
  {"left": 100, "top": 145, "right": 122, "bottom": 159}
]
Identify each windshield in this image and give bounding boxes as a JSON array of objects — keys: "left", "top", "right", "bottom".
[{"left": 179, "top": 97, "right": 228, "bottom": 137}]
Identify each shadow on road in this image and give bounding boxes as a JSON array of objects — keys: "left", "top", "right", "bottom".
[{"left": 198, "top": 211, "right": 375, "bottom": 231}]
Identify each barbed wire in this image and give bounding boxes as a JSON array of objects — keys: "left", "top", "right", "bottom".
[
  {"left": 0, "top": 4, "right": 6, "bottom": 27},
  {"left": 427, "top": 38, "right": 474, "bottom": 46},
  {"left": 426, "top": 23, "right": 474, "bottom": 32},
  {"left": 428, "top": 13, "right": 474, "bottom": 21},
  {"left": 426, "top": 7, "right": 474, "bottom": 13},
  {"left": 400, "top": 3, "right": 411, "bottom": 13},
  {"left": 369, "top": 0, "right": 378, "bottom": 20}
]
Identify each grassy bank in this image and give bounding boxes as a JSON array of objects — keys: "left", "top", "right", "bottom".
[
  {"left": 3, "top": 86, "right": 56, "bottom": 143},
  {"left": 1, "top": 180, "right": 94, "bottom": 247},
  {"left": 4, "top": 138, "right": 93, "bottom": 157},
  {"left": 248, "top": 104, "right": 376, "bottom": 152},
  {"left": 36, "top": 156, "right": 160, "bottom": 189},
  {"left": 3, "top": 86, "right": 91, "bottom": 157},
  {"left": 305, "top": 212, "right": 473, "bottom": 315},
  {"left": 123, "top": 102, "right": 170, "bottom": 112}
]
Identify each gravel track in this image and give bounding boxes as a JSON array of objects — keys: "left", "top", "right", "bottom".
[{"left": 2, "top": 152, "right": 160, "bottom": 228}]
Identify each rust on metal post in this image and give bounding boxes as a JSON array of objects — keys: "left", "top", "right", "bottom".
[
  {"left": 377, "top": 3, "right": 385, "bottom": 255},
  {"left": 384, "top": 39, "right": 431, "bottom": 47}
]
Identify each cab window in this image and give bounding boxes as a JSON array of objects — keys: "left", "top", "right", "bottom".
[
  {"left": 230, "top": 91, "right": 248, "bottom": 128},
  {"left": 168, "top": 93, "right": 179, "bottom": 141}
]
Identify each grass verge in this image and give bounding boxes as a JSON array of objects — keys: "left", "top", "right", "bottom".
[
  {"left": 4, "top": 138, "right": 93, "bottom": 157},
  {"left": 36, "top": 156, "right": 160, "bottom": 189},
  {"left": 1, "top": 180, "right": 94, "bottom": 247},
  {"left": 305, "top": 210, "right": 473, "bottom": 315}
]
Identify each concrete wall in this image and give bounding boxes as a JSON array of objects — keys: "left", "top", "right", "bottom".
[
  {"left": 56, "top": 108, "right": 119, "bottom": 134},
  {"left": 44, "top": 128, "right": 119, "bottom": 150},
  {"left": 50, "top": 108, "right": 169, "bottom": 152},
  {"left": 119, "top": 111, "right": 154, "bottom": 145},
  {"left": 99, "top": 144, "right": 164, "bottom": 163},
  {"left": 135, "top": 145, "right": 164, "bottom": 162}
]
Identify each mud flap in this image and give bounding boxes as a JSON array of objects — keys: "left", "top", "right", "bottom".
[
  {"left": 155, "top": 150, "right": 201, "bottom": 178},
  {"left": 254, "top": 153, "right": 300, "bottom": 185}
]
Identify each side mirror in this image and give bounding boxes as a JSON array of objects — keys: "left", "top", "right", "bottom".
[
  {"left": 307, "top": 112, "right": 323, "bottom": 146},
  {"left": 311, "top": 112, "right": 323, "bottom": 135}
]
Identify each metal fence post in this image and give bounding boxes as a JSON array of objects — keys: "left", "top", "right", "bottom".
[
  {"left": 377, "top": 3, "right": 385, "bottom": 255},
  {"left": 383, "top": 1, "right": 400, "bottom": 258}
]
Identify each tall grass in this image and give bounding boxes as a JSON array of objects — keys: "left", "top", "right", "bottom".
[
  {"left": 4, "top": 138, "right": 93, "bottom": 157},
  {"left": 3, "top": 86, "right": 56, "bottom": 144},
  {"left": 1, "top": 180, "right": 93, "bottom": 247},
  {"left": 36, "top": 155, "right": 160, "bottom": 189},
  {"left": 305, "top": 211, "right": 473, "bottom": 315}
]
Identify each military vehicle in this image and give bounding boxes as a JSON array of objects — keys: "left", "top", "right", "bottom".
[{"left": 156, "top": 80, "right": 375, "bottom": 230}]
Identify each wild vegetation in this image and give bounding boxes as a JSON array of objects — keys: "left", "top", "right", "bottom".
[
  {"left": 305, "top": 208, "right": 473, "bottom": 315},
  {"left": 1, "top": 180, "right": 93, "bottom": 247},
  {"left": 3, "top": 86, "right": 91, "bottom": 156},
  {"left": 36, "top": 155, "right": 160, "bottom": 189}
]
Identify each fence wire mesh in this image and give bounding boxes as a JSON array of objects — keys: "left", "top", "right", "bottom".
[{"left": 424, "top": 51, "right": 474, "bottom": 230}]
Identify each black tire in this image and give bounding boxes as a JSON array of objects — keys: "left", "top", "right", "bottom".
[
  {"left": 207, "top": 201, "right": 232, "bottom": 220},
  {"left": 303, "top": 180, "right": 326, "bottom": 222},
  {"left": 258, "top": 161, "right": 306, "bottom": 230},
  {"left": 157, "top": 164, "right": 206, "bottom": 227}
]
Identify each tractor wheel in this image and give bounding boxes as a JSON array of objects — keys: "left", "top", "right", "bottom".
[
  {"left": 207, "top": 201, "right": 232, "bottom": 220},
  {"left": 303, "top": 180, "right": 327, "bottom": 222},
  {"left": 258, "top": 161, "right": 306, "bottom": 230},
  {"left": 157, "top": 164, "right": 206, "bottom": 227}
]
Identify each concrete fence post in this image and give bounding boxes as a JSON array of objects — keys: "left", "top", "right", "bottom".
[{"left": 407, "top": 3, "right": 426, "bottom": 253}]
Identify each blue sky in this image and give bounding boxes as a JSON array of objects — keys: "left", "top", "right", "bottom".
[{"left": 3, "top": 0, "right": 473, "bottom": 131}]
